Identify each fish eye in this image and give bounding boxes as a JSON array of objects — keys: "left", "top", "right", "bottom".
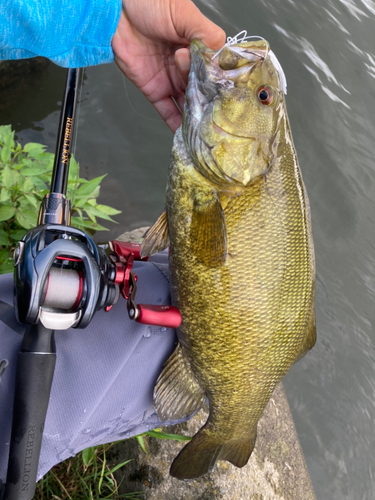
[{"left": 257, "top": 86, "right": 274, "bottom": 105}]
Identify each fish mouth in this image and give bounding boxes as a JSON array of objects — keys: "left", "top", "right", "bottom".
[
  {"left": 190, "top": 39, "right": 268, "bottom": 68},
  {"left": 188, "top": 39, "right": 269, "bottom": 115}
]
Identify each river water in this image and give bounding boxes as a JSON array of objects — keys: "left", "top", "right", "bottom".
[{"left": 1, "top": 0, "right": 375, "bottom": 498}]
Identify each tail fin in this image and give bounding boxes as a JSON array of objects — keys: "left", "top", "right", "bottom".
[{"left": 170, "top": 427, "right": 257, "bottom": 480}]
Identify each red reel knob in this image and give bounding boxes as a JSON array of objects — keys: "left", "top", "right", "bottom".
[{"left": 135, "top": 304, "right": 181, "bottom": 329}]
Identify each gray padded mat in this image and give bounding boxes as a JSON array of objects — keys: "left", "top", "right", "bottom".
[{"left": 0, "top": 250, "right": 183, "bottom": 481}]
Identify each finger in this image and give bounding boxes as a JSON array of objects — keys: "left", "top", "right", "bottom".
[
  {"left": 153, "top": 96, "right": 183, "bottom": 132},
  {"left": 175, "top": 48, "right": 191, "bottom": 85},
  {"left": 173, "top": 0, "right": 226, "bottom": 50}
]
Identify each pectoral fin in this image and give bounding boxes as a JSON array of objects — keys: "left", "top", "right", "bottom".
[
  {"left": 154, "top": 343, "right": 206, "bottom": 421},
  {"left": 141, "top": 209, "right": 170, "bottom": 258},
  {"left": 190, "top": 190, "right": 227, "bottom": 267}
]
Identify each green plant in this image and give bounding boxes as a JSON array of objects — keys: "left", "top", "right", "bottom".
[
  {"left": 34, "top": 430, "right": 191, "bottom": 499},
  {"left": 0, "top": 125, "right": 121, "bottom": 274},
  {"left": 134, "top": 428, "right": 192, "bottom": 454},
  {"left": 34, "top": 444, "right": 142, "bottom": 500}
]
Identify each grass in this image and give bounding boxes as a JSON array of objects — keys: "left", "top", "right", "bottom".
[
  {"left": 33, "top": 430, "right": 191, "bottom": 500},
  {"left": 34, "top": 443, "right": 142, "bottom": 500}
]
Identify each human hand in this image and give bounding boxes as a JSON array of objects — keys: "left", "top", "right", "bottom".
[{"left": 112, "top": 0, "right": 225, "bottom": 132}]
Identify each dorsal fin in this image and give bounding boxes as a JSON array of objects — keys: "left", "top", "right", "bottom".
[{"left": 141, "top": 209, "right": 170, "bottom": 258}]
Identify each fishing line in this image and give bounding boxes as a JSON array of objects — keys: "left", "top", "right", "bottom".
[
  {"left": 70, "top": 68, "right": 84, "bottom": 162},
  {"left": 68, "top": 67, "right": 84, "bottom": 209},
  {"left": 121, "top": 73, "right": 162, "bottom": 122},
  {"left": 212, "top": 31, "right": 269, "bottom": 59},
  {"left": 213, "top": 30, "right": 288, "bottom": 95}
]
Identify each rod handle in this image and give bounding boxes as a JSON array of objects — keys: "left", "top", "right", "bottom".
[{"left": 4, "top": 327, "right": 56, "bottom": 500}]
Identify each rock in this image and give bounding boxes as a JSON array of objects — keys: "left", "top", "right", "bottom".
[
  {"left": 108, "top": 384, "right": 315, "bottom": 500},
  {"left": 115, "top": 227, "right": 149, "bottom": 244}
]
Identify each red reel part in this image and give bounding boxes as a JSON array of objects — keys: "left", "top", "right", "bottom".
[{"left": 110, "top": 241, "right": 182, "bottom": 329}]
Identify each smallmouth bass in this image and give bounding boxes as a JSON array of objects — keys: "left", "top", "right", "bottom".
[{"left": 142, "top": 37, "right": 316, "bottom": 480}]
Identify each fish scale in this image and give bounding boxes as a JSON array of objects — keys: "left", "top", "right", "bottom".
[{"left": 142, "top": 38, "right": 315, "bottom": 480}]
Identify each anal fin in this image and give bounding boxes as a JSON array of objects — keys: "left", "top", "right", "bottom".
[
  {"left": 154, "top": 343, "right": 206, "bottom": 422},
  {"left": 141, "top": 209, "right": 169, "bottom": 258}
]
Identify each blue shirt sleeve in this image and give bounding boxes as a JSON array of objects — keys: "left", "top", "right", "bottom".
[{"left": 0, "top": 0, "right": 122, "bottom": 67}]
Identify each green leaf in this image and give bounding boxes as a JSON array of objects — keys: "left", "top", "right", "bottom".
[
  {"left": 0, "top": 128, "right": 14, "bottom": 163},
  {"left": 16, "top": 157, "right": 33, "bottom": 171},
  {"left": 82, "top": 447, "right": 95, "bottom": 466},
  {"left": 10, "top": 229, "right": 26, "bottom": 241},
  {"left": 0, "top": 188, "right": 10, "bottom": 203},
  {"left": 23, "top": 142, "right": 46, "bottom": 155},
  {"left": 96, "top": 204, "right": 122, "bottom": 216},
  {"left": 136, "top": 435, "right": 148, "bottom": 454},
  {"left": 22, "top": 176, "right": 36, "bottom": 192},
  {"left": 68, "top": 156, "right": 79, "bottom": 182},
  {"left": 21, "top": 167, "right": 51, "bottom": 176},
  {"left": 0, "top": 125, "right": 13, "bottom": 144},
  {"left": 98, "top": 448, "right": 106, "bottom": 494},
  {"left": 16, "top": 209, "right": 37, "bottom": 229},
  {"left": 70, "top": 217, "right": 108, "bottom": 232},
  {"left": 0, "top": 229, "right": 10, "bottom": 246},
  {"left": 33, "top": 177, "right": 49, "bottom": 191},
  {"left": 0, "top": 204, "right": 16, "bottom": 221},
  {"left": 143, "top": 430, "right": 192, "bottom": 442},
  {"left": 73, "top": 207, "right": 83, "bottom": 219},
  {"left": 2, "top": 166, "right": 14, "bottom": 189},
  {"left": 73, "top": 195, "right": 92, "bottom": 209},
  {"left": 11, "top": 170, "right": 22, "bottom": 188},
  {"left": 105, "top": 459, "right": 133, "bottom": 476},
  {"left": 76, "top": 175, "right": 106, "bottom": 196},
  {"left": 82, "top": 206, "right": 117, "bottom": 223},
  {"left": 23, "top": 194, "right": 39, "bottom": 208}
]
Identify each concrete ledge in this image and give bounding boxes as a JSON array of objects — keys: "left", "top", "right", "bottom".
[{"left": 108, "top": 229, "right": 316, "bottom": 499}]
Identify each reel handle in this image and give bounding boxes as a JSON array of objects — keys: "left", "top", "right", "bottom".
[{"left": 129, "top": 303, "right": 182, "bottom": 329}]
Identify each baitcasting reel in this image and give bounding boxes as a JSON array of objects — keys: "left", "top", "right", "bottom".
[{"left": 13, "top": 223, "right": 181, "bottom": 332}]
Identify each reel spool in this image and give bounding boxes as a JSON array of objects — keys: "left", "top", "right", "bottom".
[{"left": 42, "top": 260, "right": 84, "bottom": 311}]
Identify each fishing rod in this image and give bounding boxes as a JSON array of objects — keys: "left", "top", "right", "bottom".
[{"left": 2, "top": 68, "right": 180, "bottom": 500}]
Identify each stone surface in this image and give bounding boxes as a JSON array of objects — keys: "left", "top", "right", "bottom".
[
  {"left": 116, "top": 227, "right": 149, "bottom": 243},
  {"left": 109, "top": 229, "right": 316, "bottom": 499},
  {"left": 108, "top": 383, "right": 315, "bottom": 500}
]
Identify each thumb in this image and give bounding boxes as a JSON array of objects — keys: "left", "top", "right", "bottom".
[{"left": 173, "top": 0, "right": 226, "bottom": 50}]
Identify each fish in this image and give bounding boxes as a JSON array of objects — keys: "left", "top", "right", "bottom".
[{"left": 141, "top": 37, "right": 316, "bottom": 481}]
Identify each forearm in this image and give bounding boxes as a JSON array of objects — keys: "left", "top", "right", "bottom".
[{"left": 0, "top": 0, "right": 122, "bottom": 67}]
